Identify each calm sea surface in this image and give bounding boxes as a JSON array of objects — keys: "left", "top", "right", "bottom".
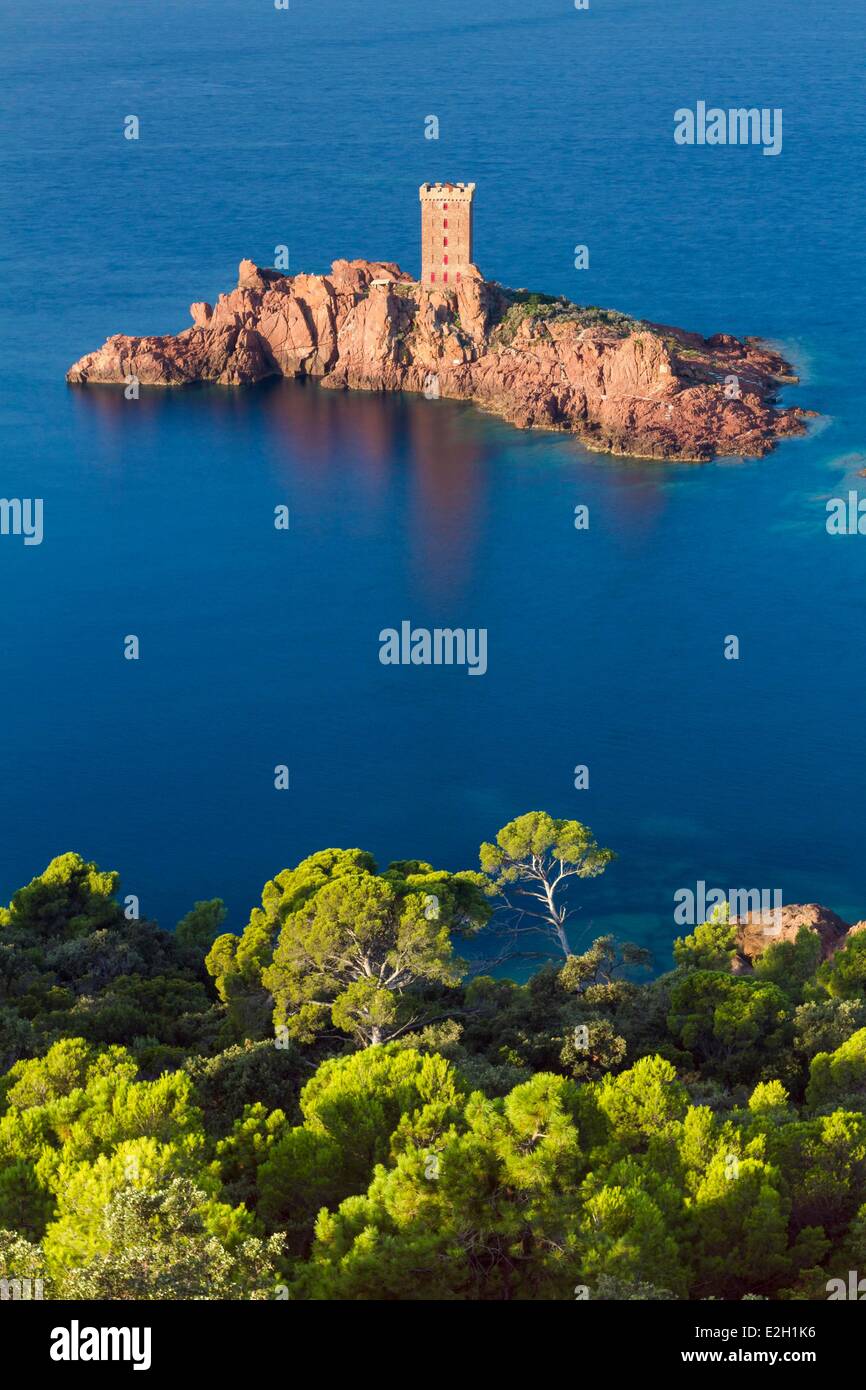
[{"left": 1, "top": 0, "right": 865, "bottom": 968}]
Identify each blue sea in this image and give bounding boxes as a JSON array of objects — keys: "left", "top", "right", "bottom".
[{"left": 1, "top": 0, "right": 864, "bottom": 970}]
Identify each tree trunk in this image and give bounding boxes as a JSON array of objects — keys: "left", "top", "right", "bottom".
[
  {"left": 541, "top": 874, "right": 572, "bottom": 957},
  {"left": 555, "top": 921, "right": 572, "bottom": 958}
]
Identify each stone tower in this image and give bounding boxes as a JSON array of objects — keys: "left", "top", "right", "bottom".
[{"left": 419, "top": 182, "right": 475, "bottom": 287}]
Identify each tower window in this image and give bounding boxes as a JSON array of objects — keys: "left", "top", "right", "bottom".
[
  {"left": 443, "top": 237, "right": 448, "bottom": 246},
  {"left": 443, "top": 219, "right": 448, "bottom": 228},
  {"left": 430, "top": 272, "right": 435, "bottom": 283},
  {"left": 443, "top": 255, "right": 448, "bottom": 264},
  {"left": 443, "top": 271, "right": 448, "bottom": 283}
]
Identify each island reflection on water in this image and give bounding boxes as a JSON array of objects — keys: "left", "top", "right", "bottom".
[{"left": 71, "top": 372, "right": 675, "bottom": 600}]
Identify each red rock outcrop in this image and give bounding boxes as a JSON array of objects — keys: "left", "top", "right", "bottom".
[
  {"left": 731, "top": 903, "right": 856, "bottom": 972},
  {"left": 66, "top": 259, "right": 812, "bottom": 461}
]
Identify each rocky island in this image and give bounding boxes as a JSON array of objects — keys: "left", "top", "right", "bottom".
[
  {"left": 66, "top": 257, "right": 810, "bottom": 463},
  {"left": 67, "top": 184, "right": 810, "bottom": 461}
]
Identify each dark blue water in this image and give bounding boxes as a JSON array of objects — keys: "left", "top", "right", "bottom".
[{"left": 1, "top": 0, "right": 865, "bottom": 967}]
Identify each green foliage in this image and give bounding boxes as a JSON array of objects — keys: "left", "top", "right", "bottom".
[
  {"left": 592, "top": 1274, "right": 678, "bottom": 1300},
  {"left": 667, "top": 971, "right": 793, "bottom": 1083},
  {"left": 262, "top": 859, "right": 487, "bottom": 1047},
  {"left": 480, "top": 812, "right": 615, "bottom": 959},
  {"left": 560, "top": 1018, "right": 627, "bottom": 1081},
  {"left": 817, "top": 932, "right": 866, "bottom": 1000},
  {"left": 56, "top": 1180, "right": 284, "bottom": 1299},
  {"left": 296, "top": 1070, "right": 590, "bottom": 1300},
  {"left": 489, "top": 289, "right": 639, "bottom": 347},
  {"left": 0, "top": 1228, "right": 47, "bottom": 1295},
  {"left": 559, "top": 933, "right": 651, "bottom": 993},
  {"left": 0, "top": 852, "right": 123, "bottom": 941},
  {"left": 807, "top": 1028, "right": 866, "bottom": 1110},
  {"left": 687, "top": 1153, "right": 792, "bottom": 1298},
  {"left": 794, "top": 998, "right": 866, "bottom": 1061},
  {"left": 207, "top": 849, "right": 488, "bottom": 1047},
  {"left": 480, "top": 812, "right": 614, "bottom": 889},
  {"left": 0, "top": 854, "right": 214, "bottom": 1063},
  {"left": 748, "top": 1080, "right": 791, "bottom": 1116},
  {"left": 212, "top": 1102, "right": 288, "bottom": 1207},
  {"left": 1, "top": 835, "right": 865, "bottom": 1302},
  {"left": 673, "top": 911, "right": 736, "bottom": 971},
  {"left": 755, "top": 928, "right": 823, "bottom": 1003},
  {"left": 176, "top": 899, "right": 227, "bottom": 954},
  {"left": 595, "top": 1055, "right": 688, "bottom": 1150},
  {"left": 205, "top": 851, "right": 376, "bottom": 1039},
  {"left": 184, "top": 1039, "right": 306, "bottom": 1137},
  {"left": 258, "top": 1047, "right": 466, "bottom": 1249}
]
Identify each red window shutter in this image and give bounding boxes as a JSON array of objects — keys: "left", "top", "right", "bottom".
[
  {"left": 443, "top": 271, "right": 448, "bottom": 283},
  {"left": 430, "top": 272, "right": 435, "bottom": 283}
]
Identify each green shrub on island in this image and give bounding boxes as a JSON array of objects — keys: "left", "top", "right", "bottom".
[{"left": 489, "top": 288, "right": 640, "bottom": 347}]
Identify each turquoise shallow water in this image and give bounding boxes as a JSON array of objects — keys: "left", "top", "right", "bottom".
[{"left": 0, "top": 0, "right": 864, "bottom": 969}]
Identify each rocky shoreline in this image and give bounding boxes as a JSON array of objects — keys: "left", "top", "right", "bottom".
[{"left": 67, "top": 258, "right": 812, "bottom": 462}]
